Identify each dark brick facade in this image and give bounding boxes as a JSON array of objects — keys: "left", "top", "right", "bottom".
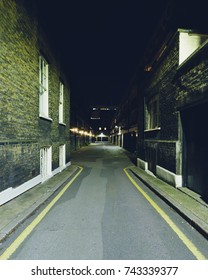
[
  {"left": 70, "top": 109, "right": 92, "bottom": 151},
  {"left": 138, "top": 30, "right": 208, "bottom": 197},
  {"left": 113, "top": 28, "right": 208, "bottom": 198},
  {"left": 142, "top": 33, "right": 179, "bottom": 176},
  {"left": 175, "top": 40, "right": 208, "bottom": 198},
  {"left": 0, "top": 142, "right": 39, "bottom": 192},
  {"left": 111, "top": 2, "right": 208, "bottom": 199},
  {"left": 111, "top": 84, "right": 139, "bottom": 154},
  {"left": 0, "top": 0, "right": 70, "bottom": 204},
  {"left": 176, "top": 43, "right": 208, "bottom": 109}
]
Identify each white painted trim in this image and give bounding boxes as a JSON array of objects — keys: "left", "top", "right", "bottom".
[
  {"left": 66, "top": 161, "right": 71, "bottom": 168},
  {"left": 59, "top": 144, "right": 66, "bottom": 170},
  {"left": 137, "top": 158, "right": 148, "bottom": 171},
  {"left": 40, "top": 146, "right": 52, "bottom": 181},
  {"left": 0, "top": 175, "right": 41, "bottom": 206},
  {"left": 39, "top": 115, "right": 53, "bottom": 122},
  {"left": 58, "top": 122, "right": 66, "bottom": 126},
  {"left": 53, "top": 161, "right": 71, "bottom": 176},
  {"left": 156, "top": 165, "right": 182, "bottom": 188},
  {"left": 0, "top": 161, "right": 71, "bottom": 206}
]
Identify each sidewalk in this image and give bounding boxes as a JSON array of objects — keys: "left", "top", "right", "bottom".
[
  {"left": 128, "top": 166, "right": 208, "bottom": 239},
  {"left": 0, "top": 165, "right": 79, "bottom": 243}
]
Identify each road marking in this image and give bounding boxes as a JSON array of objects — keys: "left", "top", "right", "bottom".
[
  {"left": 0, "top": 166, "right": 83, "bottom": 260},
  {"left": 124, "top": 167, "right": 206, "bottom": 260}
]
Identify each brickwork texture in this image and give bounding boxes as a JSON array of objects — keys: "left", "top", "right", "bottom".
[{"left": 0, "top": 0, "right": 70, "bottom": 194}]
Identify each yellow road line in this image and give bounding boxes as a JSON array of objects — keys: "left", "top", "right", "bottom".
[
  {"left": 124, "top": 167, "right": 206, "bottom": 260},
  {"left": 0, "top": 166, "right": 83, "bottom": 260}
]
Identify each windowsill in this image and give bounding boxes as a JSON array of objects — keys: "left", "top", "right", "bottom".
[
  {"left": 59, "top": 122, "right": 66, "bottom": 126},
  {"left": 39, "top": 115, "right": 53, "bottom": 122},
  {"left": 144, "top": 127, "right": 161, "bottom": 132}
]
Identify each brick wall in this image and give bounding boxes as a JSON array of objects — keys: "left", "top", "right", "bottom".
[
  {"left": 175, "top": 40, "right": 208, "bottom": 197},
  {"left": 0, "top": 0, "right": 39, "bottom": 142},
  {"left": 176, "top": 43, "right": 208, "bottom": 108},
  {"left": 141, "top": 33, "right": 180, "bottom": 174},
  {"left": 137, "top": 29, "right": 208, "bottom": 193},
  {"left": 0, "top": 142, "right": 39, "bottom": 191},
  {"left": 0, "top": 0, "right": 70, "bottom": 199}
]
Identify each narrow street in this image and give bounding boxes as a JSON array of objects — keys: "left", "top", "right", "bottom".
[{"left": 3, "top": 143, "right": 208, "bottom": 260}]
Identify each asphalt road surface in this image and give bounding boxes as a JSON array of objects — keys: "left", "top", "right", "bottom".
[{"left": 4, "top": 143, "right": 208, "bottom": 259}]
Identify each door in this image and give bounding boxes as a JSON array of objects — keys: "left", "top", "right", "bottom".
[
  {"left": 181, "top": 102, "right": 208, "bottom": 200},
  {"left": 40, "top": 147, "right": 52, "bottom": 180}
]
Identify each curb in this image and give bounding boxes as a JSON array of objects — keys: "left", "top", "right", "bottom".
[
  {"left": 128, "top": 167, "right": 208, "bottom": 240},
  {"left": 0, "top": 166, "right": 79, "bottom": 243}
]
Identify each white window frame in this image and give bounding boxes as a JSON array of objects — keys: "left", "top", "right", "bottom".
[
  {"left": 59, "top": 82, "right": 64, "bottom": 124},
  {"left": 39, "top": 55, "right": 49, "bottom": 118},
  {"left": 40, "top": 146, "right": 52, "bottom": 181},
  {"left": 59, "top": 144, "right": 66, "bottom": 170}
]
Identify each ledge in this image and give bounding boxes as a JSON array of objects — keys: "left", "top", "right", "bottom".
[
  {"left": 39, "top": 115, "right": 53, "bottom": 122},
  {"left": 144, "top": 127, "right": 161, "bottom": 132},
  {"left": 59, "top": 122, "right": 66, "bottom": 127}
]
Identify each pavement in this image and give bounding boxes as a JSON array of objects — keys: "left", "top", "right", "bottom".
[
  {"left": 0, "top": 164, "right": 79, "bottom": 243},
  {"left": 128, "top": 166, "right": 208, "bottom": 239},
  {"left": 0, "top": 156, "right": 208, "bottom": 245}
]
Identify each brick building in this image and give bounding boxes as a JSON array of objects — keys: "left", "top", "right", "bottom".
[
  {"left": 113, "top": 1, "right": 208, "bottom": 200},
  {"left": 137, "top": 3, "right": 208, "bottom": 200},
  {"left": 175, "top": 34, "right": 208, "bottom": 199},
  {"left": 70, "top": 108, "right": 93, "bottom": 151},
  {"left": 91, "top": 105, "right": 117, "bottom": 142},
  {"left": 0, "top": 0, "right": 71, "bottom": 205},
  {"left": 111, "top": 82, "right": 139, "bottom": 153}
]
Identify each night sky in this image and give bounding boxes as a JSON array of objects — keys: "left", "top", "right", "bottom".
[{"left": 35, "top": 0, "right": 172, "bottom": 118}]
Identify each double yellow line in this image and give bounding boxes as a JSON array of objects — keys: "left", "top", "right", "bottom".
[
  {"left": 0, "top": 166, "right": 83, "bottom": 260},
  {"left": 124, "top": 167, "right": 206, "bottom": 260},
  {"left": 1, "top": 165, "right": 205, "bottom": 260}
]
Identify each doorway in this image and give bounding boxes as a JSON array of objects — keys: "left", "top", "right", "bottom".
[{"left": 181, "top": 102, "right": 208, "bottom": 200}]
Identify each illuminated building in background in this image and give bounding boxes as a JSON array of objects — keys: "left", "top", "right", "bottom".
[{"left": 90, "top": 105, "right": 117, "bottom": 142}]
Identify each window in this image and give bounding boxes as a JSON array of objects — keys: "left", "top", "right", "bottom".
[
  {"left": 59, "top": 82, "right": 64, "bottom": 123},
  {"left": 40, "top": 147, "right": 52, "bottom": 180},
  {"left": 146, "top": 95, "right": 160, "bottom": 130},
  {"left": 39, "top": 56, "right": 49, "bottom": 118},
  {"left": 59, "top": 144, "right": 66, "bottom": 170}
]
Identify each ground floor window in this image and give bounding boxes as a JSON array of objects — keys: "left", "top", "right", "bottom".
[
  {"left": 146, "top": 95, "right": 160, "bottom": 130},
  {"left": 40, "top": 147, "right": 52, "bottom": 180}
]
